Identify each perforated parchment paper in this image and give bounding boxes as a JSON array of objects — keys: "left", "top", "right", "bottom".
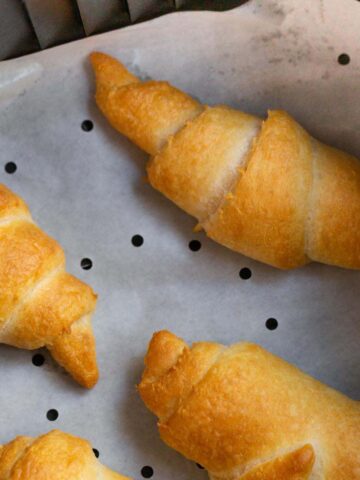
[{"left": 0, "top": 1, "right": 359, "bottom": 478}]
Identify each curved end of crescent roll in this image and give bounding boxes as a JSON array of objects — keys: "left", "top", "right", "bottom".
[
  {"left": 48, "top": 313, "right": 99, "bottom": 388},
  {"left": 0, "top": 435, "right": 33, "bottom": 478},
  {"left": 0, "top": 183, "right": 99, "bottom": 389},
  {"left": 90, "top": 52, "right": 139, "bottom": 91},
  {"left": 0, "top": 431, "right": 132, "bottom": 479},
  {"left": 238, "top": 444, "right": 315, "bottom": 479},
  {"left": 138, "top": 331, "right": 188, "bottom": 419},
  {"left": 139, "top": 331, "right": 223, "bottom": 422},
  {"left": 90, "top": 52, "right": 202, "bottom": 155},
  {"left": 0, "top": 183, "right": 30, "bottom": 220},
  {"left": 141, "top": 330, "right": 187, "bottom": 382}
]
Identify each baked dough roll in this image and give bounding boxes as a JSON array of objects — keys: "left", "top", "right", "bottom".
[
  {"left": 139, "top": 331, "right": 360, "bottom": 479},
  {"left": 0, "top": 184, "right": 98, "bottom": 388},
  {"left": 0, "top": 430, "right": 130, "bottom": 479},
  {"left": 91, "top": 52, "right": 360, "bottom": 269}
]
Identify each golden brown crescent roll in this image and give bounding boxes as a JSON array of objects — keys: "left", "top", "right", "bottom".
[
  {"left": 0, "top": 430, "right": 130, "bottom": 479},
  {"left": 91, "top": 52, "right": 360, "bottom": 269},
  {"left": 139, "top": 331, "right": 360, "bottom": 479},
  {"left": 0, "top": 184, "right": 98, "bottom": 388}
]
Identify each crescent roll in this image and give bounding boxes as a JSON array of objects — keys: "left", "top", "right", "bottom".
[
  {"left": 139, "top": 331, "right": 360, "bottom": 479},
  {"left": 0, "top": 430, "right": 130, "bottom": 479},
  {"left": 0, "top": 184, "right": 98, "bottom": 388},
  {"left": 91, "top": 52, "right": 360, "bottom": 270}
]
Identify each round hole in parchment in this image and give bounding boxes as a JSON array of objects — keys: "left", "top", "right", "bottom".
[
  {"left": 93, "top": 448, "right": 100, "bottom": 458},
  {"left": 81, "top": 258, "right": 93, "bottom": 270},
  {"left": 46, "top": 409, "right": 59, "bottom": 421},
  {"left": 189, "top": 240, "right": 202, "bottom": 252},
  {"left": 132, "top": 235, "right": 144, "bottom": 247},
  {"left": 239, "top": 267, "right": 252, "bottom": 280},
  {"left": 266, "top": 318, "right": 278, "bottom": 330},
  {"left": 141, "top": 466, "right": 154, "bottom": 478},
  {"left": 32, "top": 353, "right": 45, "bottom": 367},
  {"left": 338, "top": 53, "right": 350, "bottom": 65},
  {"left": 5, "top": 162, "right": 17, "bottom": 174},
  {"left": 81, "top": 120, "right": 94, "bottom": 132}
]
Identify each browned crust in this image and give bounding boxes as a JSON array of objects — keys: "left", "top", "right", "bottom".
[
  {"left": 139, "top": 331, "right": 360, "bottom": 479},
  {"left": 91, "top": 53, "right": 360, "bottom": 269},
  {"left": 0, "top": 184, "right": 98, "bottom": 387},
  {"left": 148, "top": 107, "right": 260, "bottom": 221},
  {"left": 91, "top": 52, "right": 202, "bottom": 155},
  {"left": 0, "top": 430, "right": 130, "bottom": 479},
  {"left": 48, "top": 314, "right": 98, "bottom": 389},
  {"left": 204, "top": 111, "right": 312, "bottom": 269},
  {"left": 307, "top": 141, "right": 360, "bottom": 268},
  {"left": 237, "top": 444, "right": 315, "bottom": 479}
]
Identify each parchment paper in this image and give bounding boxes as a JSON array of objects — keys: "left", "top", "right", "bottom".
[{"left": 0, "top": 1, "right": 359, "bottom": 478}]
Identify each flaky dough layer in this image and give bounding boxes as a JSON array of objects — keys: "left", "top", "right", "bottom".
[
  {"left": 91, "top": 52, "right": 360, "bottom": 269},
  {"left": 0, "top": 430, "right": 130, "bottom": 479},
  {"left": 139, "top": 331, "right": 360, "bottom": 479},
  {"left": 0, "top": 184, "right": 98, "bottom": 387}
]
